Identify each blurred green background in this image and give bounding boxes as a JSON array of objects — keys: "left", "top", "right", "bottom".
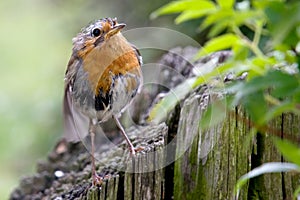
[{"left": 0, "top": 0, "right": 202, "bottom": 198}]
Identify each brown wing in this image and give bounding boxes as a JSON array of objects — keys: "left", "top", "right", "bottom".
[
  {"left": 131, "top": 44, "right": 143, "bottom": 95},
  {"left": 63, "top": 87, "right": 89, "bottom": 142},
  {"left": 63, "top": 55, "right": 89, "bottom": 142},
  {"left": 131, "top": 44, "right": 143, "bottom": 66}
]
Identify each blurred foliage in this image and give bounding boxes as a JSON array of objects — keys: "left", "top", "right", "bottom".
[
  {"left": 150, "top": 0, "right": 300, "bottom": 197},
  {"left": 0, "top": 1, "right": 67, "bottom": 198},
  {"left": 150, "top": 0, "right": 300, "bottom": 127},
  {"left": 0, "top": 0, "right": 185, "bottom": 198}
]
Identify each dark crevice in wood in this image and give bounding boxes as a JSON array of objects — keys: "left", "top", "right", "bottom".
[
  {"left": 117, "top": 172, "right": 124, "bottom": 200},
  {"left": 104, "top": 179, "right": 108, "bottom": 200},
  {"left": 235, "top": 107, "right": 238, "bottom": 128},
  {"left": 226, "top": 116, "right": 231, "bottom": 197},
  {"left": 247, "top": 132, "right": 265, "bottom": 199},
  {"left": 164, "top": 103, "right": 181, "bottom": 200},
  {"left": 164, "top": 145, "right": 175, "bottom": 200},
  {"left": 131, "top": 161, "right": 135, "bottom": 200},
  {"left": 281, "top": 114, "right": 287, "bottom": 200}
]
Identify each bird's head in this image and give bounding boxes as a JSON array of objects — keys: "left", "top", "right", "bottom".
[{"left": 72, "top": 17, "right": 126, "bottom": 56}]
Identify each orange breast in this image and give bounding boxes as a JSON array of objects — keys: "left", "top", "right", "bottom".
[
  {"left": 81, "top": 33, "right": 141, "bottom": 95},
  {"left": 95, "top": 50, "right": 140, "bottom": 95}
]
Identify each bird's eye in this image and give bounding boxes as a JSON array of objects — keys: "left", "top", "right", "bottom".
[{"left": 92, "top": 28, "right": 102, "bottom": 37}]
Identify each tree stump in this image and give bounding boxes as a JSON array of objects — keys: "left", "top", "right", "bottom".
[
  {"left": 10, "top": 48, "right": 300, "bottom": 200},
  {"left": 10, "top": 124, "right": 168, "bottom": 200}
]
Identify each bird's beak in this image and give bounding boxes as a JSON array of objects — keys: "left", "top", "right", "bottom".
[{"left": 105, "top": 23, "right": 126, "bottom": 40}]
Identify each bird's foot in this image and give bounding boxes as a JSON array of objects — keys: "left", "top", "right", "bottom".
[
  {"left": 92, "top": 173, "right": 103, "bottom": 186},
  {"left": 128, "top": 145, "right": 144, "bottom": 156}
]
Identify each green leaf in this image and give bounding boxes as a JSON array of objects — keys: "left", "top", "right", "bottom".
[
  {"left": 242, "top": 90, "right": 268, "bottom": 125},
  {"left": 148, "top": 60, "right": 237, "bottom": 124},
  {"left": 266, "top": 1, "right": 300, "bottom": 47},
  {"left": 192, "top": 63, "right": 229, "bottom": 87},
  {"left": 200, "top": 97, "right": 228, "bottom": 129},
  {"left": 292, "top": 87, "right": 300, "bottom": 103},
  {"left": 250, "top": 57, "right": 275, "bottom": 74},
  {"left": 275, "top": 139, "right": 300, "bottom": 167},
  {"left": 235, "top": 162, "right": 300, "bottom": 199},
  {"left": 270, "top": 75, "right": 299, "bottom": 99},
  {"left": 232, "top": 10, "right": 262, "bottom": 27},
  {"left": 148, "top": 59, "right": 236, "bottom": 124},
  {"left": 217, "top": 0, "right": 234, "bottom": 9},
  {"left": 175, "top": 8, "right": 216, "bottom": 24},
  {"left": 232, "top": 42, "right": 249, "bottom": 61},
  {"left": 294, "top": 185, "right": 300, "bottom": 199},
  {"left": 232, "top": 70, "right": 298, "bottom": 105},
  {"left": 200, "top": 9, "right": 234, "bottom": 30},
  {"left": 150, "top": 0, "right": 215, "bottom": 19},
  {"left": 197, "top": 34, "right": 239, "bottom": 57},
  {"left": 231, "top": 70, "right": 299, "bottom": 125},
  {"left": 201, "top": 9, "right": 260, "bottom": 32},
  {"left": 263, "top": 101, "right": 295, "bottom": 122},
  {"left": 148, "top": 77, "right": 196, "bottom": 124},
  {"left": 207, "top": 20, "right": 228, "bottom": 38},
  {"left": 226, "top": 70, "right": 299, "bottom": 125}
]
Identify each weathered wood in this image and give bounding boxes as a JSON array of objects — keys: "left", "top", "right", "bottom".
[
  {"left": 283, "top": 113, "right": 300, "bottom": 199},
  {"left": 246, "top": 113, "right": 300, "bottom": 200},
  {"left": 10, "top": 124, "right": 168, "bottom": 200},
  {"left": 10, "top": 48, "right": 300, "bottom": 200},
  {"left": 124, "top": 126, "right": 166, "bottom": 200},
  {"left": 173, "top": 89, "right": 253, "bottom": 200},
  {"left": 173, "top": 92, "right": 300, "bottom": 200}
]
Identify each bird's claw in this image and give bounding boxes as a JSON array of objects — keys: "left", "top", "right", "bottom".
[
  {"left": 129, "top": 146, "right": 144, "bottom": 156},
  {"left": 92, "top": 173, "right": 103, "bottom": 186}
]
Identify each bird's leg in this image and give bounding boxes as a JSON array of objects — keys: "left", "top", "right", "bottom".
[
  {"left": 113, "top": 115, "right": 136, "bottom": 155},
  {"left": 89, "top": 119, "right": 102, "bottom": 186}
]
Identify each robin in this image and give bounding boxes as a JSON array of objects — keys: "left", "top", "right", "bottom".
[{"left": 63, "top": 17, "right": 143, "bottom": 185}]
